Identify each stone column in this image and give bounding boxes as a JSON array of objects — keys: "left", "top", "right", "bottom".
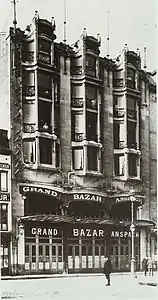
[
  {"left": 140, "top": 229, "right": 147, "bottom": 270},
  {"left": 17, "top": 223, "right": 25, "bottom": 273}
]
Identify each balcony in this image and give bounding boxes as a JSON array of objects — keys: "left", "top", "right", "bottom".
[
  {"left": 71, "top": 97, "right": 83, "bottom": 108},
  {"left": 38, "top": 51, "right": 51, "bottom": 64},
  {"left": 71, "top": 66, "right": 82, "bottom": 76},
  {"left": 85, "top": 67, "right": 96, "bottom": 77},
  {"left": 38, "top": 86, "right": 52, "bottom": 99},
  {"left": 114, "top": 107, "right": 124, "bottom": 118},
  {"left": 72, "top": 132, "right": 84, "bottom": 142},
  {"left": 86, "top": 99, "right": 97, "bottom": 110},
  {"left": 113, "top": 78, "right": 124, "bottom": 88},
  {"left": 23, "top": 51, "right": 34, "bottom": 63},
  {"left": 127, "top": 109, "right": 137, "bottom": 119},
  {"left": 23, "top": 86, "right": 35, "bottom": 97},
  {"left": 23, "top": 124, "right": 36, "bottom": 133}
]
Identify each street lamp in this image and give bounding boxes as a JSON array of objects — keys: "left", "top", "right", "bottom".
[{"left": 130, "top": 187, "right": 136, "bottom": 275}]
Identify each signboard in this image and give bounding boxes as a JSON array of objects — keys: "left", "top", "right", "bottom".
[
  {"left": 0, "top": 163, "right": 10, "bottom": 169},
  {"left": 73, "top": 193, "right": 103, "bottom": 203},
  {"left": 0, "top": 193, "right": 10, "bottom": 202},
  {"left": 26, "top": 227, "right": 62, "bottom": 237},
  {"left": 115, "top": 196, "right": 143, "bottom": 205},
  {"left": 110, "top": 230, "right": 140, "bottom": 238},
  {"left": 72, "top": 228, "right": 104, "bottom": 237},
  {"left": 19, "top": 185, "right": 60, "bottom": 198}
]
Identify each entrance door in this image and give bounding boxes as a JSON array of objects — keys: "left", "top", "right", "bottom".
[
  {"left": 120, "top": 245, "right": 130, "bottom": 271},
  {"left": 68, "top": 245, "right": 79, "bottom": 271}
]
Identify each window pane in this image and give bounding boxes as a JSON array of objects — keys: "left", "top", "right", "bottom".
[
  {"left": 38, "top": 101, "right": 52, "bottom": 132},
  {"left": 39, "top": 39, "right": 50, "bottom": 53},
  {"left": 86, "top": 85, "right": 97, "bottom": 100},
  {"left": 0, "top": 203, "right": 8, "bottom": 231},
  {"left": 82, "top": 246, "right": 86, "bottom": 256},
  {"left": 86, "top": 112, "right": 97, "bottom": 141},
  {"left": 0, "top": 172, "right": 7, "bottom": 191},
  {"left": 128, "top": 154, "right": 137, "bottom": 176},
  {"left": 86, "top": 55, "right": 96, "bottom": 69},
  {"left": 127, "top": 121, "right": 136, "bottom": 148},
  {"left": 23, "top": 140, "right": 36, "bottom": 164},
  {"left": 87, "top": 147, "right": 98, "bottom": 171},
  {"left": 39, "top": 138, "right": 52, "bottom": 164},
  {"left": 52, "top": 245, "right": 56, "bottom": 256},
  {"left": 73, "top": 148, "right": 83, "bottom": 170},
  {"left": 114, "top": 155, "right": 124, "bottom": 176}
]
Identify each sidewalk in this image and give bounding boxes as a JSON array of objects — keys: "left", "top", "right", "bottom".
[{"left": 1, "top": 271, "right": 158, "bottom": 287}]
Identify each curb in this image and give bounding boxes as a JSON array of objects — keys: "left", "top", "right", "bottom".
[{"left": 1, "top": 272, "right": 146, "bottom": 281}]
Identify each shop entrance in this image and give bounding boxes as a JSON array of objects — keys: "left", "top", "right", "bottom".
[
  {"left": 0, "top": 236, "right": 10, "bottom": 276},
  {"left": 25, "top": 241, "right": 63, "bottom": 273},
  {"left": 67, "top": 238, "right": 106, "bottom": 273}
]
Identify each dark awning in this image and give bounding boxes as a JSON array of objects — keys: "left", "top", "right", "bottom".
[{"left": 18, "top": 215, "right": 156, "bottom": 228}]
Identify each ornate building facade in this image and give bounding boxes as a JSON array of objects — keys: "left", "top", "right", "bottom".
[{"left": 0, "top": 12, "right": 157, "bottom": 275}]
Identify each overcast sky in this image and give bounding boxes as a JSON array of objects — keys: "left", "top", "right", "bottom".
[{"left": 0, "top": 0, "right": 157, "bottom": 71}]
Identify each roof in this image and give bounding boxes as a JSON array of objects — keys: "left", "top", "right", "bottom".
[{"left": 19, "top": 215, "right": 156, "bottom": 227}]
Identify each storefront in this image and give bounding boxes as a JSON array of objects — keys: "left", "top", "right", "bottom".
[{"left": 15, "top": 185, "right": 156, "bottom": 275}]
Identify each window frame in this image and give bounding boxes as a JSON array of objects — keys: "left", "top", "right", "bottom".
[
  {"left": 0, "top": 203, "right": 8, "bottom": 231},
  {"left": 23, "top": 139, "right": 36, "bottom": 164},
  {"left": 0, "top": 171, "right": 8, "bottom": 192}
]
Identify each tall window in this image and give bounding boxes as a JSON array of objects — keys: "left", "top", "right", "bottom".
[
  {"left": 87, "top": 146, "right": 98, "bottom": 171},
  {"left": 39, "top": 138, "right": 52, "bottom": 165},
  {"left": 38, "top": 72, "right": 52, "bottom": 99},
  {"left": 38, "top": 38, "right": 51, "bottom": 53},
  {"left": 86, "top": 55, "right": 96, "bottom": 69},
  {"left": 0, "top": 204, "right": 8, "bottom": 231},
  {"left": 127, "top": 68, "right": 135, "bottom": 89},
  {"left": 114, "top": 155, "right": 124, "bottom": 176},
  {"left": 23, "top": 140, "right": 36, "bottom": 164},
  {"left": 128, "top": 154, "right": 137, "bottom": 177},
  {"left": 127, "top": 121, "right": 136, "bottom": 148},
  {"left": 72, "top": 147, "right": 84, "bottom": 170},
  {"left": 127, "top": 98, "right": 136, "bottom": 119},
  {"left": 86, "top": 85, "right": 97, "bottom": 109},
  {"left": 38, "top": 101, "right": 52, "bottom": 133},
  {"left": 0, "top": 172, "right": 8, "bottom": 192},
  {"left": 113, "top": 123, "right": 119, "bottom": 148},
  {"left": 86, "top": 112, "right": 97, "bottom": 141}
]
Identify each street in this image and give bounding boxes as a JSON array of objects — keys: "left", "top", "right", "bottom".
[{"left": 1, "top": 274, "right": 158, "bottom": 300}]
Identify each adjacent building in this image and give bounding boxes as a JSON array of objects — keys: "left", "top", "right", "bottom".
[{"left": 0, "top": 12, "right": 157, "bottom": 275}]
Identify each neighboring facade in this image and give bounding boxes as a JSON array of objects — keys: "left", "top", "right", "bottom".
[
  {"left": 0, "top": 129, "right": 12, "bottom": 275},
  {"left": 0, "top": 13, "right": 157, "bottom": 275}
]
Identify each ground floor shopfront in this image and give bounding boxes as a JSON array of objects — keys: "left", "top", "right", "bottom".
[{"left": 12, "top": 216, "right": 154, "bottom": 275}]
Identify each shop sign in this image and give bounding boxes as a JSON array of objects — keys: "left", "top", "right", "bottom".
[
  {"left": 116, "top": 197, "right": 140, "bottom": 203},
  {"left": 72, "top": 228, "right": 104, "bottom": 237},
  {"left": 0, "top": 193, "right": 10, "bottom": 201},
  {"left": 73, "top": 194, "right": 102, "bottom": 202},
  {"left": 31, "top": 227, "right": 62, "bottom": 237},
  {"left": 20, "top": 185, "right": 59, "bottom": 198},
  {"left": 111, "top": 230, "right": 139, "bottom": 238},
  {"left": 0, "top": 163, "right": 10, "bottom": 169}
]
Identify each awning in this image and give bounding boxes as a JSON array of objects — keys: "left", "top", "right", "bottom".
[{"left": 18, "top": 215, "right": 156, "bottom": 227}]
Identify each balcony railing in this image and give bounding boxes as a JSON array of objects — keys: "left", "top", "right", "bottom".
[
  {"left": 38, "top": 51, "right": 51, "bottom": 64},
  {"left": 71, "top": 66, "right": 82, "bottom": 76},
  {"left": 72, "top": 132, "right": 84, "bottom": 142},
  {"left": 23, "top": 51, "right": 34, "bottom": 63},
  {"left": 23, "top": 124, "right": 36, "bottom": 133},
  {"left": 38, "top": 86, "right": 52, "bottom": 99},
  {"left": 127, "top": 109, "right": 137, "bottom": 119},
  {"left": 86, "top": 99, "right": 97, "bottom": 110},
  {"left": 23, "top": 86, "right": 35, "bottom": 97},
  {"left": 71, "top": 97, "right": 83, "bottom": 108},
  {"left": 85, "top": 67, "right": 96, "bottom": 77},
  {"left": 114, "top": 107, "right": 124, "bottom": 118},
  {"left": 113, "top": 78, "right": 124, "bottom": 88}
]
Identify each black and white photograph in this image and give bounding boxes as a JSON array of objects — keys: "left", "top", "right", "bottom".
[{"left": 0, "top": 0, "right": 157, "bottom": 299}]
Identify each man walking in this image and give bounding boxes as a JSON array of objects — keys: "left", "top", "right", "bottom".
[
  {"left": 142, "top": 257, "right": 148, "bottom": 276},
  {"left": 103, "top": 256, "right": 112, "bottom": 286}
]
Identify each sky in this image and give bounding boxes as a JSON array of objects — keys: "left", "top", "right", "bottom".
[{"left": 0, "top": 0, "right": 157, "bottom": 71}]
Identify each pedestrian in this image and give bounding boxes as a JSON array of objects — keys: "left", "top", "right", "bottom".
[
  {"left": 142, "top": 256, "right": 148, "bottom": 276},
  {"left": 103, "top": 256, "right": 112, "bottom": 286},
  {"left": 148, "top": 257, "right": 154, "bottom": 276}
]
